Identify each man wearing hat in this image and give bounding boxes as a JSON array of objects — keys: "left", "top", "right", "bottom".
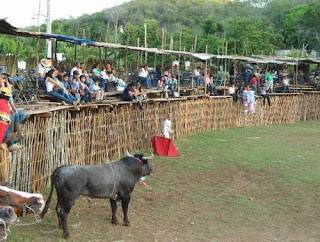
[{"left": 37, "top": 58, "right": 53, "bottom": 79}]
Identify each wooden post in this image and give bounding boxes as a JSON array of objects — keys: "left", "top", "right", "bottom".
[
  {"left": 205, "top": 45, "right": 208, "bottom": 93},
  {"left": 99, "top": 46, "right": 102, "bottom": 64},
  {"left": 82, "top": 44, "right": 86, "bottom": 71},
  {"left": 144, "top": 23, "right": 148, "bottom": 64},
  {"left": 295, "top": 60, "right": 299, "bottom": 93},
  {"left": 74, "top": 44, "right": 77, "bottom": 61},
  {"left": 178, "top": 29, "right": 182, "bottom": 87},
  {"left": 191, "top": 45, "right": 195, "bottom": 89},
  {"left": 35, "top": 37, "right": 40, "bottom": 89},
  {"left": 224, "top": 41, "right": 228, "bottom": 95},
  {"left": 136, "top": 38, "right": 140, "bottom": 71},
  {"left": 161, "top": 28, "right": 165, "bottom": 75},
  {"left": 125, "top": 26, "right": 129, "bottom": 82}
]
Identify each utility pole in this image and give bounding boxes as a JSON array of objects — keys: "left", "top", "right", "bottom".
[{"left": 46, "top": 0, "right": 52, "bottom": 58}]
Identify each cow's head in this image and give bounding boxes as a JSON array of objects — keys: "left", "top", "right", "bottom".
[
  {"left": 0, "top": 186, "right": 45, "bottom": 217},
  {"left": 125, "top": 150, "right": 153, "bottom": 176}
]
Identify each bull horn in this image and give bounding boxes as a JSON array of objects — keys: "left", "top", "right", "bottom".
[
  {"left": 142, "top": 152, "right": 154, "bottom": 160},
  {"left": 125, "top": 149, "right": 134, "bottom": 157}
]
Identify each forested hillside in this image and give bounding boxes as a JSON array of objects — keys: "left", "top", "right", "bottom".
[{"left": 0, "top": 0, "right": 319, "bottom": 60}]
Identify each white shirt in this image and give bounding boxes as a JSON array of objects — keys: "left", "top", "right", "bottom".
[
  {"left": 139, "top": 68, "right": 148, "bottom": 78},
  {"left": 45, "top": 77, "right": 54, "bottom": 93},
  {"left": 283, "top": 77, "right": 289, "bottom": 86},
  {"left": 70, "top": 66, "right": 79, "bottom": 78},
  {"left": 229, "top": 86, "right": 235, "bottom": 94},
  {"left": 37, "top": 63, "right": 51, "bottom": 77},
  {"left": 193, "top": 69, "right": 201, "bottom": 77},
  {"left": 163, "top": 119, "right": 173, "bottom": 139}
]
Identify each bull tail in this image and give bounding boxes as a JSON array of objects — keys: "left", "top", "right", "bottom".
[{"left": 40, "top": 169, "right": 58, "bottom": 219}]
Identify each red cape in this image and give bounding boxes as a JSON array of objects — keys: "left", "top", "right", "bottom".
[{"left": 151, "top": 136, "right": 180, "bottom": 157}]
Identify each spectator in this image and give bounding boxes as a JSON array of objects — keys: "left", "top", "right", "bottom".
[
  {"left": 135, "top": 81, "right": 147, "bottom": 110},
  {"left": 90, "top": 78, "right": 104, "bottom": 102},
  {"left": 282, "top": 71, "right": 291, "bottom": 93},
  {"left": 105, "top": 62, "right": 126, "bottom": 91},
  {"left": 243, "top": 85, "right": 256, "bottom": 114},
  {"left": 205, "top": 74, "right": 217, "bottom": 96},
  {"left": 138, "top": 64, "right": 152, "bottom": 89},
  {"left": 261, "top": 85, "right": 271, "bottom": 106},
  {"left": 157, "top": 75, "right": 169, "bottom": 98},
  {"left": 45, "top": 70, "right": 77, "bottom": 105},
  {"left": 91, "top": 63, "right": 108, "bottom": 92},
  {"left": 69, "top": 77, "right": 82, "bottom": 102},
  {"left": 167, "top": 74, "right": 179, "bottom": 97},
  {"left": 79, "top": 75, "right": 92, "bottom": 103},
  {"left": 37, "top": 58, "right": 52, "bottom": 79},
  {"left": 70, "top": 62, "right": 80, "bottom": 80},
  {"left": 245, "top": 66, "right": 253, "bottom": 86},
  {"left": 229, "top": 83, "right": 238, "bottom": 104},
  {"left": 122, "top": 82, "right": 138, "bottom": 101},
  {"left": 194, "top": 66, "right": 203, "bottom": 87},
  {"left": 250, "top": 73, "right": 258, "bottom": 94},
  {"left": 265, "top": 70, "right": 274, "bottom": 92}
]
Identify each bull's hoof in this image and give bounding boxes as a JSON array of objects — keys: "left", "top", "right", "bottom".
[
  {"left": 111, "top": 218, "right": 118, "bottom": 225},
  {"left": 124, "top": 221, "right": 131, "bottom": 226},
  {"left": 64, "top": 233, "right": 70, "bottom": 239}
]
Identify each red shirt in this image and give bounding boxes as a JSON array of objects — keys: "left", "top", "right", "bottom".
[{"left": 250, "top": 77, "right": 258, "bottom": 85}]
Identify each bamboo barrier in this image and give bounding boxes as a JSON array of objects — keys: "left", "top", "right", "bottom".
[{"left": 1, "top": 93, "right": 320, "bottom": 192}]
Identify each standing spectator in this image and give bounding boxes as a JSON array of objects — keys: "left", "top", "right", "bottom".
[
  {"left": 265, "top": 70, "right": 274, "bottom": 92},
  {"left": 282, "top": 71, "right": 291, "bottom": 93},
  {"left": 229, "top": 63, "right": 234, "bottom": 85},
  {"left": 250, "top": 73, "right": 258, "bottom": 94},
  {"left": 245, "top": 66, "right": 253, "bottom": 86},
  {"left": 138, "top": 64, "right": 152, "bottom": 89},
  {"left": 261, "top": 85, "right": 271, "bottom": 106},
  {"left": 194, "top": 66, "right": 203, "bottom": 87}
]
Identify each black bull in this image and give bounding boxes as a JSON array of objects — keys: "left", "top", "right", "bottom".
[{"left": 40, "top": 153, "right": 153, "bottom": 238}]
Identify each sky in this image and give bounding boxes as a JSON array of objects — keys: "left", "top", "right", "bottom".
[{"left": 1, "top": 0, "right": 131, "bottom": 28}]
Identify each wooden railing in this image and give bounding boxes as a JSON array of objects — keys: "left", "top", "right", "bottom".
[{"left": 1, "top": 93, "right": 320, "bottom": 192}]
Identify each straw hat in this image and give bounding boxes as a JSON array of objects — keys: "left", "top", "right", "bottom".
[{"left": 40, "top": 58, "right": 52, "bottom": 68}]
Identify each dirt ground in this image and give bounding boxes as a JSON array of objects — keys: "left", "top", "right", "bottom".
[{"left": 7, "top": 122, "right": 320, "bottom": 242}]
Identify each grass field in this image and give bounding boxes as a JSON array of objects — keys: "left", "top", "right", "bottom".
[{"left": 8, "top": 121, "right": 320, "bottom": 241}]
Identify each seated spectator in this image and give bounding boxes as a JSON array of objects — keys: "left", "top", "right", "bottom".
[
  {"left": 138, "top": 64, "right": 152, "bottom": 89},
  {"left": 69, "top": 78, "right": 82, "bottom": 102},
  {"left": 229, "top": 83, "right": 237, "bottom": 104},
  {"left": 105, "top": 63, "right": 126, "bottom": 91},
  {"left": 205, "top": 74, "right": 217, "bottom": 96},
  {"left": 122, "top": 82, "right": 138, "bottom": 101},
  {"left": 242, "top": 85, "right": 256, "bottom": 114},
  {"left": 80, "top": 75, "right": 92, "bottom": 104},
  {"left": 90, "top": 78, "right": 104, "bottom": 102},
  {"left": 91, "top": 63, "right": 108, "bottom": 92},
  {"left": 166, "top": 74, "right": 179, "bottom": 97},
  {"left": 70, "top": 62, "right": 81, "bottom": 80},
  {"left": 135, "top": 82, "right": 146, "bottom": 110},
  {"left": 45, "top": 70, "right": 78, "bottom": 105},
  {"left": 157, "top": 75, "right": 169, "bottom": 98}
]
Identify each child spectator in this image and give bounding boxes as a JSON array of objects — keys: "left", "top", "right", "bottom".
[
  {"left": 80, "top": 75, "right": 92, "bottom": 103},
  {"left": 157, "top": 75, "right": 168, "bottom": 98},
  {"left": 162, "top": 113, "right": 173, "bottom": 139},
  {"left": 167, "top": 74, "right": 179, "bottom": 97},
  {"left": 90, "top": 78, "right": 104, "bottom": 102},
  {"left": 69, "top": 77, "right": 81, "bottom": 102}
]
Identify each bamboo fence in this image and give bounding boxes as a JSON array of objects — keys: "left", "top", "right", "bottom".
[{"left": 1, "top": 93, "right": 320, "bottom": 192}]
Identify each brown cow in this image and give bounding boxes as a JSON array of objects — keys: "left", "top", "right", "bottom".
[{"left": 0, "top": 185, "right": 45, "bottom": 217}]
